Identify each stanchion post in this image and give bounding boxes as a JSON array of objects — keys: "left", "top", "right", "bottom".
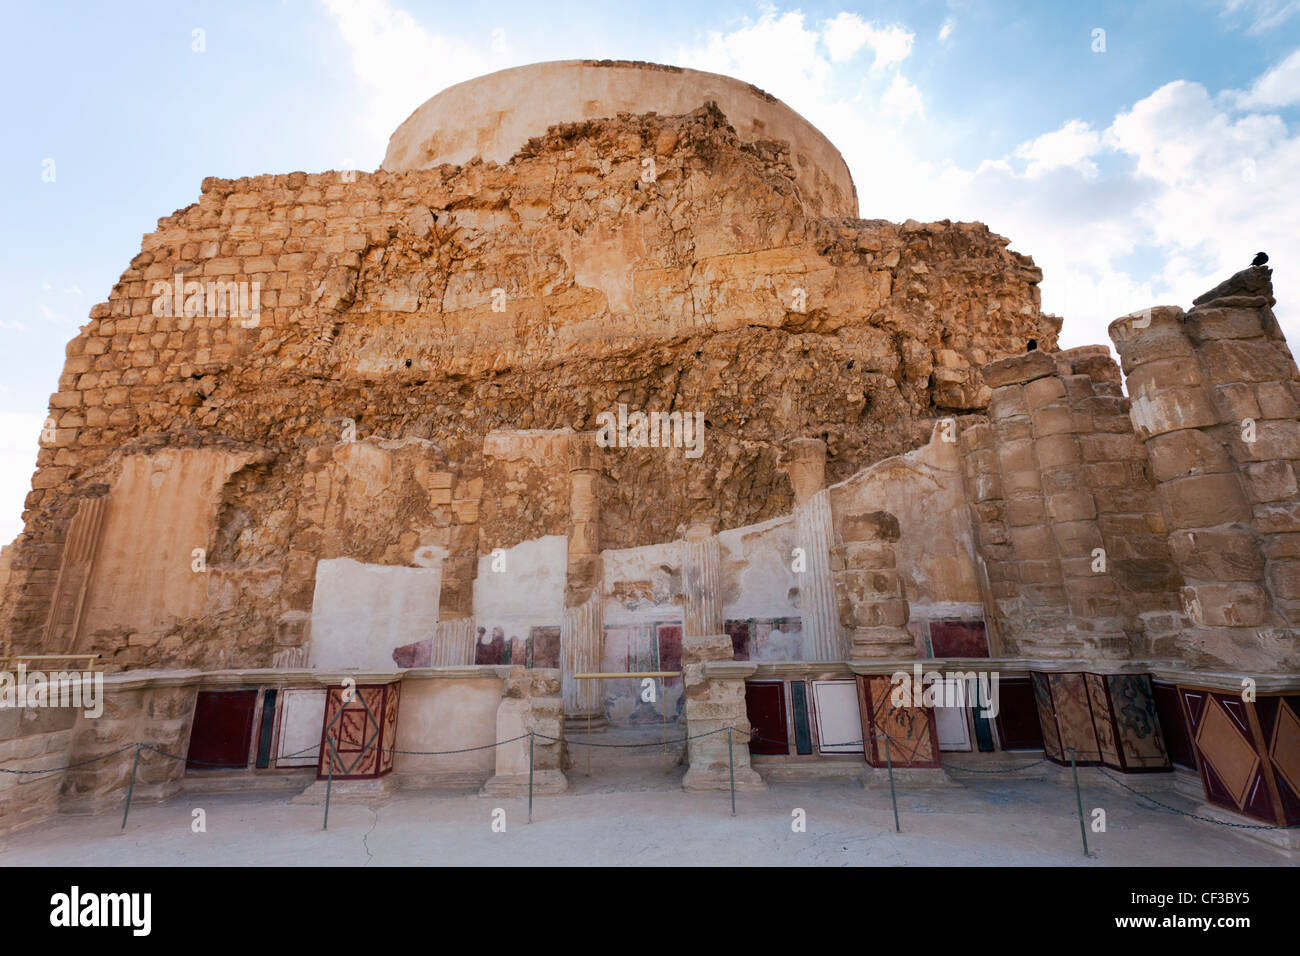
[
  {"left": 1070, "top": 747, "right": 1089, "bottom": 857},
  {"left": 727, "top": 727, "right": 736, "bottom": 816},
  {"left": 323, "top": 735, "right": 337, "bottom": 831},
  {"left": 883, "top": 733, "right": 900, "bottom": 833},
  {"left": 528, "top": 731, "right": 534, "bottom": 824},
  {"left": 119, "top": 743, "right": 142, "bottom": 833}
]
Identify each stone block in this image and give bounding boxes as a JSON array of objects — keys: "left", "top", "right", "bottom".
[
  {"left": 1128, "top": 385, "right": 1218, "bottom": 439},
  {"left": 1024, "top": 375, "right": 1066, "bottom": 410},
  {"left": 1157, "top": 473, "right": 1252, "bottom": 530},
  {"left": 1180, "top": 583, "right": 1270, "bottom": 627},
  {"left": 1241, "top": 461, "right": 1298, "bottom": 503},
  {"left": 982, "top": 350, "right": 1057, "bottom": 388},
  {"left": 1145, "top": 429, "right": 1232, "bottom": 482},
  {"left": 1167, "top": 528, "right": 1264, "bottom": 581}
]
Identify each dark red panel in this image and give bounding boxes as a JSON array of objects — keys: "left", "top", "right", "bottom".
[
  {"left": 474, "top": 627, "right": 506, "bottom": 665},
  {"left": 529, "top": 626, "right": 561, "bottom": 669},
  {"left": 656, "top": 624, "right": 683, "bottom": 682},
  {"left": 928, "top": 620, "right": 989, "bottom": 658},
  {"left": 1152, "top": 680, "right": 1195, "bottom": 769},
  {"left": 994, "top": 677, "right": 1044, "bottom": 751},
  {"left": 186, "top": 689, "right": 257, "bottom": 769},
  {"left": 745, "top": 681, "right": 789, "bottom": 755},
  {"left": 726, "top": 620, "right": 750, "bottom": 661}
]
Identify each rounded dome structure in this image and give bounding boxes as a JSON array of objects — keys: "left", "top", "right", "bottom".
[{"left": 383, "top": 59, "right": 858, "bottom": 218}]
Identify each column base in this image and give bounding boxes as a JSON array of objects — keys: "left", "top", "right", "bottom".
[
  {"left": 860, "top": 766, "right": 961, "bottom": 789},
  {"left": 480, "top": 769, "right": 568, "bottom": 797},
  {"left": 290, "top": 775, "right": 397, "bottom": 804},
  {"left": 682, "top": 764, "right": 768, "bottom": 792}
]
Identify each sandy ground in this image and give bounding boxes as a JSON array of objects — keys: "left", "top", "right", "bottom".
[{"left": 0, "top": 767, "right": 1290, "bottom": 866}]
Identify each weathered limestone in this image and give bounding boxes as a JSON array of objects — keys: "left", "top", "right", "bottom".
[
  {"left": 680, "top": 656, "right": 766, "bottom": 791},
  {"left": 0, "top": 93, "right": 1058, "bottom": 670},
  {"left": 786, "top": 438, "right": 842, "bottom": 660},
  {"left": 1109, "top": 266, "right": 1300, "bottom": 670},
  {"left": 835, "top": 510, "right": 915, "bottom": 659},
  {"left": 560, "top": 433, "right": 605, "bottom": 726},
  {"left": 481, "top": 667, "right": 567, "bottom": 795}
]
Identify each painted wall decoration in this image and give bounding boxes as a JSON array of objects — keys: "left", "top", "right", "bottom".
[
  {"left": 1047, "top": 673, "right": 1101, "bottom": 764},
  {"left": 859, "top": 675, "right": 940, "bottom": 769},
  {"left": 1152, "top": 680, "right": 1195, "bottom": 769},
  {"left": 317, "top": 682, "right": 400, "bottom": 780},
  {"left": 600, "top": 622, "right": 684, "bottom": 724},
  {"left": 745, "top": 682, "right": 790, "bottom": 755},
  {"left": 927, "top": 620, "right": 989, "bottom": 658},
  {"left": 993, "top": 676, "right": 1043, "bottom": 752},
  {"left": 932, "top": 679, "right": 971, "bottom": 752},
  {"left": 1179, "top": 687, "right": 1300, "bottom": 826},
  {"left": 1085, "top": 673, "right": 1121, "bottom": 767},
  {"left": 1031, "top": 673, "right": 1063, "bottom": 760},
  {"left": 274, "top": 688, "right": 326, "bottom": 768},
  {"left": 811, "top": 679, "right": 862, "bottom": 755},
  {"left": 1104, "top": 674, "right": 1170, "bottom": 771},
  {"left": 186, "top": 689, "right": 257, "bottom": 770},
  {"left": 726, "top": 618, "right": 804, "bottom": 661},
  {"left": 790, "top": 681, "right": 814, "bottom": 755}
]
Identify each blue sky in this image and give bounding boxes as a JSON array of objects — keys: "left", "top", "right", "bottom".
[{"left": 2, "top": 0, "right": 1300, "bottom": 545}]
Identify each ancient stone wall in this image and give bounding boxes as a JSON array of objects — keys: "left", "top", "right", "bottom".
[
  {"left": 960, "top": 347, "right": 1182, "bottom": 659},
  {"left": 1109, "top": 266, "right": 1300, "bottom": 671},
  {"left": 0, "top": 103, "right": 1055, "bottom": 670}
]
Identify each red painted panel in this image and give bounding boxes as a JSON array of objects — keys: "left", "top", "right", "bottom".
[
  {"left": 745, "top": 681, "right": 789, "bottom": 755},
  {"left": 726, "top": 620, "right": 750, "bottom": 661},
  {"left": 994, "top": 677, "right": 1044, "bottom": 752},
  {"left": 186, "top": 689, "right": 257, "bottom": 769},
  {"left": 656, "top": 624, "right": 683, "bottom": 682},
  {"left": 1152, "top": 680, "right": 1195, "bottom": 769},
  {"left": 928, "top": 620, "right": 989, "bottom": 658}
]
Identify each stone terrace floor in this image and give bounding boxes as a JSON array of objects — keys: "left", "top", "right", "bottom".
[{"left": 0, "top": 768, "right": 1291, "bottom": 865}]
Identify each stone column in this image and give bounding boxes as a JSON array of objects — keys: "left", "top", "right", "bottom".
[
  {"left": 786, "top": 438, "right": 843, "bottom": 660},
  {"left": 1109, "top": 266, "right": 1299, "bottom": 670},
  {"left": 835, "top": 510, "right": 915, "bottom": 659},
  {"left": 981, "top": 352, "right": 1076, "bottom": 657},
  {"left": 1022, "top": 347, "right": 1128, "bottom": 657},
  {"left": 561, "top": 433, "right": 605, "bottom": 726},
  {"left": 682, "top": 519, "right": 722, "bottom": 639},
  {"left": 959, "top": 421, "right": 1019, "bottom": 652}
]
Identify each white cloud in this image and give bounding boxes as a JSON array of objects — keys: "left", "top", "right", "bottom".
[
  {"left": 1014, "top": 119, "right": 1102, "bottom": 178},
  {"left": 938, "top": 19, "right": 954, "bottom": 43},
  {"left": 1235, "top": 47, "right": 1300, "bottom": 108},
  {"left": 0, "top": 413, "right": 43, "bottom": 547},
  {"left": 320, "top": 0, "right": 507, "bottom": 164},
  {"left": 881, "top": 74, "right": 925, "bottom": 119},
  {"left": 1222, "top": 0, "right": 1300, "bottom": 33},
  {"left": 676, "top": 12, "right": 1300, "bottom": 353},
  {"left": 0, "top": 321, "right": 25, "bottom": 331},
  {"left": 821, "top": 13, "right": 914, "bottom": 69}
]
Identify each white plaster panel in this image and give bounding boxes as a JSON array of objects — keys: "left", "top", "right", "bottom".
[{"left": 310, "top": 558, "right": 442, "bottom": 669}]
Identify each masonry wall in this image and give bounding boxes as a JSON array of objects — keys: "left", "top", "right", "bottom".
[
  {"left": 0, "top": 104, "right": 1057, "bottom": 672},
  {"left": 1109, "top": 266, "right": 1300, "bottom": 671}
]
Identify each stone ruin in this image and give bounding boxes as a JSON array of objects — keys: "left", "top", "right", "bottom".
[{"left": 1, "top": 61, "right": 1297, "bottom": 838}]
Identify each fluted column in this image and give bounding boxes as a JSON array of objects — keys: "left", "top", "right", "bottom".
[
  {"left": 786, "top": 437, "right": 842, "bottom": 660},
  {"left": 561, "top": 433, "right": 605, "bottom": 725}
]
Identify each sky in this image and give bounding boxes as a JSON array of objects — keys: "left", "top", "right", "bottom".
[{"left": 2, "top": 0, "right": 1299, "bottom": 546}]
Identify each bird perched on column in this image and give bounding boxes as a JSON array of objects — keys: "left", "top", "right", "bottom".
[{"left": 1253, "top": 251, "right": 1269, "bottom": 266}]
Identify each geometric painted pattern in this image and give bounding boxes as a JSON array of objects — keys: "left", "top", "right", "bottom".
[
  {"left": 1178, "top": 686, "right": 1294, "bottom": 826},
  {"left": 1195, "top": 698, "right": 1259, "bottom": 808},
  {"left": 317, "top": 682, "right": 401, "bottom": 780},
  {"left": 1030, "top": 672, "right": 1171, "bottom": 772}
]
